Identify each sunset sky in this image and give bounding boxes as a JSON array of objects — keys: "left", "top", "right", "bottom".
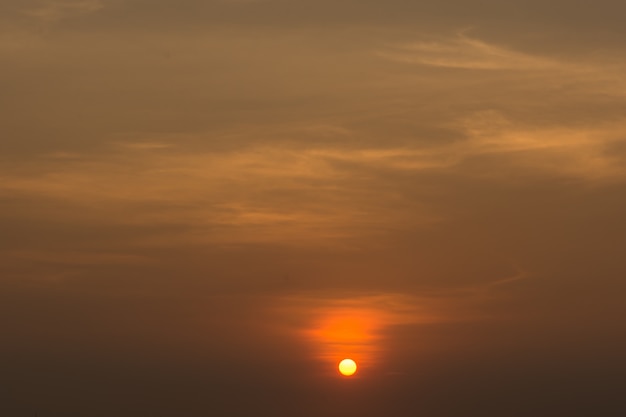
[{"left": 2, "top": 1, "right": 626, "bottom": 416}]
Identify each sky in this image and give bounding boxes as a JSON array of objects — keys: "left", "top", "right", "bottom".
[{"left": 1, "top": 0, "right": 626, "bottom": 416}]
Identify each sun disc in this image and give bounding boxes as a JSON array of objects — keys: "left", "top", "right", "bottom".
[{"left": 338, "top": 358, "right": 357, "bottom": 376}]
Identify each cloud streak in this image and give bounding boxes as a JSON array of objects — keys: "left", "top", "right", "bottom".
[
  {"left": 23, "top": 0, "right": 104, "bottom": 21},
  {"left": 2, "top": 110, "right": 625, "bottom": 249},
  {"left": 381, "top": 34, "right": 560, "bottom": 71}
]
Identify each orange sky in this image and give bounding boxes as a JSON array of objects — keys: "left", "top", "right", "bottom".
[{"left": 1, "top": 1, "right": 626, "bottom": 416}]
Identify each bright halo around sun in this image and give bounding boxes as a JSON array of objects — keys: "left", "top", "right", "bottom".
[{"left": 338, "top": 358, "right": 357, "bottom": 376}]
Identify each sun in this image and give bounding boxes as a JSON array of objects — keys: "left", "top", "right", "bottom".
[{"left": 338, "top": 358, "right": 357, "bottom": 376}]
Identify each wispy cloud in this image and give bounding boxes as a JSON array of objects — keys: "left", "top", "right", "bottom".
[
  {"left": 23, "top": 0, "right": 103, "bottom": 21},
  {"left": 380, "top": 34, "right": 562, "bottom": 71},
  {"left": 0, "top": 142, "right": 440, "bottom": 247},
  {"left": 455, "top": 111, "right": 626, "bottom": 182},
  {"left": 2, "top": 111, "right": 625, "bottom": 249},
  {"left": 374, "top": 34, "right": 626, "bottom": 181}
]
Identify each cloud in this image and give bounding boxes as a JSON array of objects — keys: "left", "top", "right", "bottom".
[
  {"left": 380, "top": 34, "right": 561, "bottom": 71},
  {"left": 1, "top": 29, "right": 625, "bottom": 252},
  {"left": 0, "top": 141, "right": 441, "bottom": 247},
  {"left": 455, "top": 111, "right": 626, "bottom": 182},
  {"left": 372, "top": 34, "right": 626, "bottom": 182},
  {"left": 23, "top": 0, "right": 103, "bottom": 21},
  {"left": 1, "top": 109, "right": 625, "bottom": 250}
]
